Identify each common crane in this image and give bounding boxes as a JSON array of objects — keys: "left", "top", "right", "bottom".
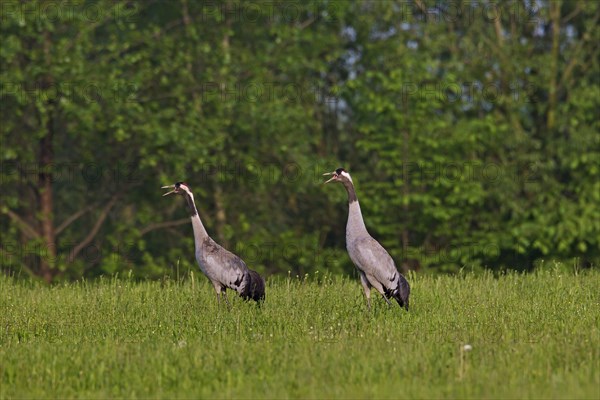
[
  {"left": 324, "top": 168, "right": 410, "bottom": 311},
  {"left": 162, "top": 182, "right": 265, "bottom": 304}
]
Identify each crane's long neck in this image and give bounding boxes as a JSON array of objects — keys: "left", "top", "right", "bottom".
[
  {"left": 343, "top": 181, "right": 367, "bottom": 236},
  {"left": 182, "top": 191, "right": 208, "bottom": 247}
]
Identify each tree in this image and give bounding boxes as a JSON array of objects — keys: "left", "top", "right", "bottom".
[{"left": 1, "top": 1, "right": 598, "bottom": 281}]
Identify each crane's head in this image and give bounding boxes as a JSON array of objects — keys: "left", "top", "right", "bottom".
[
  {"left": 161, "top": 182, "right": 191, "bottom": 197},
  {"left": 323, "top": 167, "right": 353, "bottom": 185}
]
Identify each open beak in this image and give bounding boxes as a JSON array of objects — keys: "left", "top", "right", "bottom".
[
  {"left": 322, "top": 171, "right": 337, "bottom": 184},
  {"left": 161, "top": 185, "right": 176, "bottom": 196}
]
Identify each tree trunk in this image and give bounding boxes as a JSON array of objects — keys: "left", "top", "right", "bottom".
[
  {"left": 38, "top": 29, "right": 57, "bottom": 283},
  {"left": 38, "top": 113, "right": 56, "bottom": 283},
  {"left": 212, "top": 0, "right": 232, "bottom": 247},
  {"left": 401, "top": 101, "right": 410, "bottom": 272},
  {"left": 547, "top": 1, "right": 561, "bottom": 131}
]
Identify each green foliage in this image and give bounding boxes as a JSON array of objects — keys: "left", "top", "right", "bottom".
[
  {"left": 1, "top": 269, "right": 598, "bottom": 398},
  {"left": 0, "top": 1, "right": 598, "bottom": 279},
  {"left": 343, "top": 1, "right": 600, "bottom": 272}
]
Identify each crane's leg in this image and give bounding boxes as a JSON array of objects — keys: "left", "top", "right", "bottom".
[
  {"left": 369, "top": 278, "right": 392, "bottom": 306},
  {"left": 213, "top": 282, "right": 230, "bottom": 310},
  {"left": 360, "top": 273, "right": 372, "bottom": 311},
  {"left": 222, "top": 291, "right": 232, "bottom": 310}
]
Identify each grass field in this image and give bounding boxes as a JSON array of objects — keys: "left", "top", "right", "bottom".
[{"left": 1, "top": 268, "right": 599, "bottom": 399}]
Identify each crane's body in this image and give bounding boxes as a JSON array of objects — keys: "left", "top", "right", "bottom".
[
  {"left": 325, "top": 168, "right": 410, "bottom": 310},
  {"left": 163, "top": 182, "right": 265, "bottom": 303}
]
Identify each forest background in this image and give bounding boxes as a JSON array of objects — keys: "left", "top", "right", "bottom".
[{"left": 1, "top": 0, "right": 598, "bottom": 282}]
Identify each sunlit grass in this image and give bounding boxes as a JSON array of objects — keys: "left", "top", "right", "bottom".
[{"left": 1, "top": 268, "right": 598, "bottom": 399}]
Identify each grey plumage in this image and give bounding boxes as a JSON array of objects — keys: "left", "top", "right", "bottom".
[
  {"left": 324, "top": 168, "right": 410, "bottom": 311},
  {"left": 162, "top": 182, "right": 265, "bottom": 303}
]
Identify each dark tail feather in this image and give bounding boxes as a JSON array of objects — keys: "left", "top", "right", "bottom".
[
  {"left": 244, "top": 269, "right": 265, "bottom": 302},
  {"left": 393, "top": 274, "right": 410, "bottom": 311}
]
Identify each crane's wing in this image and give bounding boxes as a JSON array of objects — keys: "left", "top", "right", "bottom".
[
  {"left": 199, "top": 237, "right": 249, "bottom": 292},
  {"left": 348, "top": 236, "right": 399, "bottom": 288}
]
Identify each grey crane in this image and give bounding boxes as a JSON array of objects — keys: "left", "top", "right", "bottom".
[
  {"left": 324, "top": 168, "right": 410, "bottom": 311},
  {"left": 162, "top": 182, "right": 265, "bottom": 304}
]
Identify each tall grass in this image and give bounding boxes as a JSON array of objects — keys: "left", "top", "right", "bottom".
[{"left": 1, "top": 268, "right": 598, "bottom": 399}]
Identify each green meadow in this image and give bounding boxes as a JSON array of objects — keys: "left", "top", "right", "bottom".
[{"left": 1, "top": 268, "right": 598, "bottom": 399}]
